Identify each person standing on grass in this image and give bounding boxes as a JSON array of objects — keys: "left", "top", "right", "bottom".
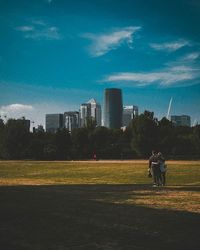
[
  {"left": 93, "top": 153, "right": 97, "bottom": 161},
  {"left": 148, "top": 150, "right": 160, "bottom": 187},
  {"left": 158, "top": 152, "right": 167, "bottom": 186}
]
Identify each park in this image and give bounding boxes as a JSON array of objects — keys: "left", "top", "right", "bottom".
[{"left": 0, "top": 160, "right": 199, "bottom": 249}]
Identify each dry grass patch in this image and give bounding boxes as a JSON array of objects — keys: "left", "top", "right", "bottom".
[{"left": 132, "top": 189, "right": 200, "bottom": 214}]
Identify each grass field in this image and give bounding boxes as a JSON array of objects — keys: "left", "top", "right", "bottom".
[{"left": 0, "top": 160, "right": 200, "bottom": 249}]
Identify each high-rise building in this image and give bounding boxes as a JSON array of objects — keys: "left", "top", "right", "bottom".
[
  {"left": 123, "top": 105, "right": 139, "bottom": 127},
  {"left": 80, "top": 99, "right": 102, "bottom": 127},
  {"left": 171, "top": 115, "right": 191, "bottom": 127},
  {"left": 87, "top": 98, "right": 101, "bottom": 126},
  {"left": 103, "top": 88, "right": 123, "bottom": 129},
  {"left": 64, "top": 111, "right": 80, "bottom": 132},
  {"left": 45, "top": 114, "right": 64, "bottom": 132},
  {"left": 80, "top": 103, "right": 91, "bottom": 127}
]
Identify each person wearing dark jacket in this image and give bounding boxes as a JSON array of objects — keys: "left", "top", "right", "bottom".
[{"left": 149, "top": 150, "right": 161, "bottom": 187}]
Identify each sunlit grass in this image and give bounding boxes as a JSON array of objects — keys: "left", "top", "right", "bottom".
[{"left": 0, "top": 160, "right": 200, "bottom": 186}]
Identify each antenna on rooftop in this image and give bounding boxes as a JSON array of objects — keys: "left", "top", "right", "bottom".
[{"left": 166, "top": 97, "right": 173, "bottom": 120}]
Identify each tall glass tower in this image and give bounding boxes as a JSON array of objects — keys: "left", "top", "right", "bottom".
[
  {"left": 123, "top": 105, "right": 139, "bottom": 127},
  {"left": 45, "top": 114, "right": 64, "bottom": 133},
  {"left": 103, "top": 88, "right": 123, "bottom": 129}
]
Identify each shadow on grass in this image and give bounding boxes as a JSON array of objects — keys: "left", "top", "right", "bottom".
[{"left": 0, "top": 184, "right": 199, "bottom": 250}]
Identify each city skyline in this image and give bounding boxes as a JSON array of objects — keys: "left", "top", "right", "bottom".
[{"left": 0, "top": 0, "right": 200, "bottom": 127}]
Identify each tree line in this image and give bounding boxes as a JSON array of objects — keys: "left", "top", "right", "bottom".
[{"left": 0, "top": 111, "right": 199, "bottom": 160}]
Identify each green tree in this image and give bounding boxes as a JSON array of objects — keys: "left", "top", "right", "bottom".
[
  {"left": 85, "top": 117, "right": 97, "bottom": 131},
  {"left": 54, "top": 128, "right": 72, "bottom": 160},
  {"left": 0, "top": 118, "right": 5, "bottom": 159},
  {"left": 193, "top": 125, "right": 200, "bottom": 156},
  {"left": 90, "top": 127, "right": 123, "bottom": 159},
  {"left": 118, "top": 127, "right": 134, "bottom": 159},
  {"left": 1, "top": 119, "right": 31, "bottom": 159},
  {"left": 71, "top": 128, "right": 90, "bottom": 159},
  {"left": 43, "top": 144, "right": 58, "bottom": 160},
  {"left": 131, "top": 111, "right": 159, "bottom": 157},
  {"left": 28, "top": 130, "right": 47, "bottom": 160},
  {"left": 158, "top": 117, "right": 175, "bottom": 156}
]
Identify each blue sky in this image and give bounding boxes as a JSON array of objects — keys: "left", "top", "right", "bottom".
[{"left": 0, "top": 0, "right": 200, "bottom": 127}]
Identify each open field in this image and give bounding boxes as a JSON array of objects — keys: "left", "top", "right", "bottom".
[{"left": 0, "top": 160, "right": 200, "bottom": 249}]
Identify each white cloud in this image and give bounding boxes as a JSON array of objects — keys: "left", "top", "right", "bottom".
[
  {"left": 0, "top": 104, "right": 34, "bottom": 113},
  {"left": 15, "top": 20, "right": 62, "bottom": 40},
  {"left": 0, "top": 104, "right": 34, "bottom": 121},
  {"left": 24, "top": 26, "right": 61, "bottom": 40},
  {"left": 103, "top": 65, "right": 199, "bottom": 87},
  {"left": 165, "top": 51, "right": 200, "bottom": 70},
  {"left": 16, "top": 26, "right": 34, "bottom": 32},
  {"left": 31, "top": 20, "right": 46, "bottom": 26},
  {"left": 182, "top": 52, "right": 200, "bottom": 61},
  {"left": 150, "top": 40, "right": 190, "bottom": 52},
  {"left": 84, "top": 26, "right": 141, "bottom": 57}
]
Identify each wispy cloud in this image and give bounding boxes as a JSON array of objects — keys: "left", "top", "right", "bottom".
[
  {"left": 165, "top": 50, "right": 200, "bottom": 70},
  {"left": 15, "top": 20, "right": 62, "bottom": 40},
  {"left": 84, "top": 26, "right": 141, "bottom": 57},
  {"left": 103, "top": 65, "right": 199, "bottom": 87},
  {"left": 150, "top": 39, "right": 190, "bottom": 52},
  {"left": 181, "top": 52, "right": 200, "bottom": 61},
  {"left": 16, "top": 26, "right": 34, "bottom": 32}
]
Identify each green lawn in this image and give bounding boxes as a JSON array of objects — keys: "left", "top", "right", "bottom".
[
  {"left": 0, "top": 160, "right": 200, "bottom": 185},
  {"left": 0, "top": 160, "right": 200, "bottom": 249}
]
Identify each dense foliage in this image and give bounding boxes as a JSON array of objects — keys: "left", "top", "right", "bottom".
[{"left": 0, "top": 111, "right": 199, "bottom": 160}]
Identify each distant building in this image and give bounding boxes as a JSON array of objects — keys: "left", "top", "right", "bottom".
[
  {"left": 80, "top": 99, "right": 101, "bottom": 127},
  {"left": 103, "top": 88, "right": 123, "bottom": 129},
  {"left": 87, "top": 98, "right": 101, "bottom": 126},
  {"left": 64, "top": 111, "right": 80, "bottom": 132},
  {"left": 123, "top": 105, "right": 139, "bottom": 127},
  {"left": 45, "top": 114, "right": 64, "bottom": 132},
  {"left": 80, "top": 103, "right": 91, "bottom": 127},
  {"left": 171, "top": 115, "right": 191, "bottom": 127}
]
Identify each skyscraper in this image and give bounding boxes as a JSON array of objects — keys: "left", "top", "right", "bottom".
[
  {"left": 45, "top": 114, "right": 64, "bottom": 132},
  {"left": 87, "top": 98, "right": 101, "bottom": 126},
  {"left": 171, "top": 115, "right": 191, "bottom": 127},
  {"left": 103, "top": 88, "right": 123, "bottom": 129},
  {"left": 64, "top": 111, "right": 80, "bottom": 132},
  {"left": 80, "top": 103, "right": 91, "bottom": 127},
  {"left": 123, "top": 105, "right": 139, "bottom": 127},
  {"left": 80, "top": 99, "right": 102, "bottom": 127}
]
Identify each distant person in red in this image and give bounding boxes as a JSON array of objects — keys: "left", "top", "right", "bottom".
[{"left": 93, "top": 153, "right": 97, "bottom": 161}]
